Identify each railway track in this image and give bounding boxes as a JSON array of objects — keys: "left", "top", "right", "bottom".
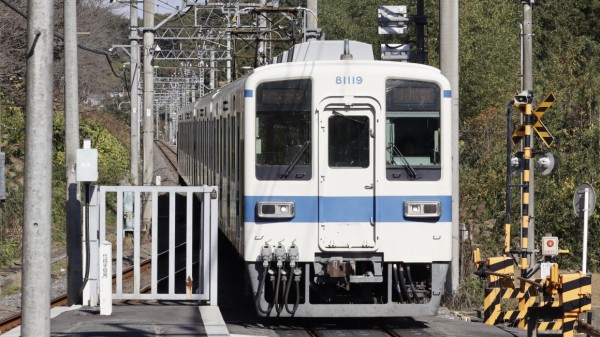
[
  {"left": 155, "top": 139, "right": 177, "bottom": 170},
  {"left": 0, "top": 259, "right": 152, "bottom": 334},
  {"left": 269, "top": 320, "right": 433, "bottom": 337},
  {"left": 0, "top": 141, "right": 179, "bottom": 333}
]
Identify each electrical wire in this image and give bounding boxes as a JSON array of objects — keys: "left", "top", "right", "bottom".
[
  {"left": 0, "top": 0, "right": 124, "bottom": 80},
  {"left": 156, "top": 0, "right": 178, "bottom": 11}
]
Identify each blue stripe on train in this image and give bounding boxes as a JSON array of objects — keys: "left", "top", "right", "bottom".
[{"left": 244, "top": 195, "right": 452, "bottom": 223}]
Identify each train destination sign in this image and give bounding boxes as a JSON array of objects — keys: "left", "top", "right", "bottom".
[{"left": 386, "top": 80, "right": 440, "bottom": 111}]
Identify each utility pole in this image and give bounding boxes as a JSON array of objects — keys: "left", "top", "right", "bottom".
[
  {"left": 64, "top": 0, "right": 82, "bottom": 305},
  {"left": 305, "top": 0, "right": 318, "bottom": 41},
  {"left": 414, "top": 0, "right": 427, "bottom": 64},
  {"left": 22, "top": 0, "right": 54, "bottom": 334},
  {"left": 522, "top": 0, "right": 536, "bottom": 276},
  {"left": 439, "top": 0, "right": 460, "bottom": 293},
  {"left": 131, "top": 1, "right": 140, "bottom": 185},
  {"left": 257, "top": 0, "right": 267, "bottom": 66},
  {"left": 143, "top": 0, "right": 154, "bottom": 230}
]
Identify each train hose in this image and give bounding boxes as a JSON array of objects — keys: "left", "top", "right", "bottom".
[
  {"left": 398, "top": 264, "right": 412, "bottom": 303},
  {"left": 392, "top": 264, "right": 404, "bottom": 303},
  {"left": 275, "top": 267, "right": 286, "bottom": 315},
  {"left": 406, "top": 265, "right": 419, "bottom": 304},
  {"left": 254, "top": 264, "right": 272, "bottom": 315},
  {"left": 284, "top": 266, "right": 301, "bottom": 315}
]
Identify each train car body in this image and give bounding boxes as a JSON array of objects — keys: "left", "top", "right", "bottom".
[{"left": 177, "top": 40, "right": 454, "bottom": 317}]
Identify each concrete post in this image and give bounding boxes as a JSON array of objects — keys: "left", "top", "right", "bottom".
[
  {"left": 439, "top": 0, "right": 460, "bottom": 293},
  {"left": 131, "top": 2, "right": 140, "bottom": 185},
  {"left": 522, "top": 1, "right": 536, "bottom": 277},
  {"left": 65, "top": 0, "right": 82, "bottom": 306},
  {"left": 22, "top": 0, "right": 54, "bottom": 334},
  {"left": 306, "top": 0, "right": 317, "bottom": 40},
  {"left": 143, "top": 0, "right": 155, "bottom": 230}
]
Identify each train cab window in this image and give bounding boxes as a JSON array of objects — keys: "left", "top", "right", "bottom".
[
  {"left": 386, "top": 80, "right": 441, "bottom": 181},
  {"left": 255, "top": 79, "right": 312, "bottom": 180},
  {"left": 328, "top": 114, "right": 370, "bottom": 168}
]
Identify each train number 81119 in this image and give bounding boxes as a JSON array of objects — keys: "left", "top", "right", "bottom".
[{"left": 335, "top": 76, "right": 363, "bottom": 85}]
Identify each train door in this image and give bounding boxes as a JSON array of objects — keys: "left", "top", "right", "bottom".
[{"left": 318, "top": 103, "right": 377, "bottom": 250}]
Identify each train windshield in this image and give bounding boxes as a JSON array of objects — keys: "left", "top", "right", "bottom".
[
  {"left": 386, "top": 80, "right": 441, "bottom": 181},
  {"left": 255, "top": 79, "right": 312, "bottom": 180}
]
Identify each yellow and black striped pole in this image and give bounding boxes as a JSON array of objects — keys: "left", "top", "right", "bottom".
[
  {"left": 519, "top": 98, "right": 533, "bottom": 277},
  {"left": 505, "top": 101, "right": 514, "bottom": 254}
]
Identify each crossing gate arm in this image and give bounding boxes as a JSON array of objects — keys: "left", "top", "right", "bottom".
[{"left": 577, "top": 319, "right": 600, "bottom": 337}]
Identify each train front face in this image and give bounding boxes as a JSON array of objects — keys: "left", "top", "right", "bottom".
[{"left": 243, "top": 60, "right": 453, "bottom": 317}]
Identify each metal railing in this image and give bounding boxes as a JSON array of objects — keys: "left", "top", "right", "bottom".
[{"left": 83, "top": 185, "right": 218, "bottom": 311}]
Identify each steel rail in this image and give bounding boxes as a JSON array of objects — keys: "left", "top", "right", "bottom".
[{"left": 0, "top": 259, "right": 152, "bottom": 334}]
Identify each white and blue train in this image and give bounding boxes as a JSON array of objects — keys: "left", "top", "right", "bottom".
[{"left": 177, "top": 40, "right": 454, "bottom": 317}]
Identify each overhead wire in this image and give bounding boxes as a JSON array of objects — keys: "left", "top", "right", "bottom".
[{"left": 130, "top": 1, "right": 188, "bottom": 18}]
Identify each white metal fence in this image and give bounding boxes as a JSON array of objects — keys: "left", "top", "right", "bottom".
[{"left": 83, "top": 185, "right": 219, "bottom": 311}]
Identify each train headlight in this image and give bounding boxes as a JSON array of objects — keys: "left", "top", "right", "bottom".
[
  {"left": 257, "top": 201, "right": 295, "bottom": 219},
  {"left": 404, "top": 201, "right": 441, "bottom": 218}
]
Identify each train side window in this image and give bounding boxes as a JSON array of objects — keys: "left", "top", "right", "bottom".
[
  {"left": 255, "top": 79, "right": 312, "bottom": 180},
  {"left": 385, "top": 80, "right": 441, "bottom": 181}
]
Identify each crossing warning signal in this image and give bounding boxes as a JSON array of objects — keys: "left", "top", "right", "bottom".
[{"left": 511, "top": 92, "right": 556, "bottom": 147}]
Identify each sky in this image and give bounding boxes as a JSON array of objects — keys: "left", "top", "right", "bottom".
[{"left": 105, "top": 0, "right": 195, "bottom": 17}]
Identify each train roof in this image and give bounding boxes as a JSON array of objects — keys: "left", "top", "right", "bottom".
[{"left": 271, "top": 40, "right": 374, "bottom": 64}]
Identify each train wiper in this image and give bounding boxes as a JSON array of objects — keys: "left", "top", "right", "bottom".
[
  {"left": 280, "top": 141, "right": 310, "bottom": 180},
  {"left": 387, "top": 143, "right": 419, "bottom": 180}
]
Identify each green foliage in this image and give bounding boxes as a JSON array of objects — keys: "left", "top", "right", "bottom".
[
  {"left": 458, "top": 0, "right": 600, "bottom": 272},
  {"left": 458, "top": 1, "right": 521, "bottom": 120},
  {"left": 0, "top": 102, "right": 129, "bottom": 264},
  {"left": 320, "top": 0, "right": 440, "bottom": 60},
  {"left": 0, "top": 101, "right": 25, "bottom": 267},
  {"left": 53, "top": 113, "right": 129, "bottom": 186},
  {"left": 0, "top": 238, "right": 19, "bottom": 268},
  {"left": 443, "top": 273, "right": 485, "bottom": 311}
]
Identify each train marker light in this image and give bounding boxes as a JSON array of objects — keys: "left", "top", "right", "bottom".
[
  {"left": 404, "top": 201, "right": 440, "bottom": 218},
  {"left": 257, "top": 201, "right": 295, "bottom": 219}
]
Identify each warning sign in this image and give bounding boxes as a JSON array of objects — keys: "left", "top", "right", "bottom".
[{"left": 512, "top": 92, "right": 556, "bottom": 147}]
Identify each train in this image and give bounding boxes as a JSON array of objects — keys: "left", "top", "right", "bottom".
[{"left": 177, "top": 40, "right": 454, "bottom": 317}]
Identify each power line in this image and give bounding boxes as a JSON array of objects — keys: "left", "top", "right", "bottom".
[{"left": 0, "top": 0, "right": 124, "bottom": 79}]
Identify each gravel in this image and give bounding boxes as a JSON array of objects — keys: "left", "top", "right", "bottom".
[{"left": 0, "top": 251, "right": 68, "bottom": 321}]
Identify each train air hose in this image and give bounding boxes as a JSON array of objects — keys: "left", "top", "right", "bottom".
[
  {"left": 398, "top": 264, "right": 412, "bottom": 303},
  {"left": 406, "top": 265, "right": 419, "bottom": 303},
  {"left": 392, "top": 264, "right": 404, "bottom": 303},
  {"left": 284, "top": 266, "right": 301, "bottom": 315},
  {"left": 274, "top": 267, "right": 284, "bottom": 315},
  {"left": 254, "top": 264, "right": 273, "bottom": 315}
]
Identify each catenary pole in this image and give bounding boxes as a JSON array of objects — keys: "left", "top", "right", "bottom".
[
  {"left": 131, "top": 1, "right": 140, "bottom": 185},
  {"left": 22, "top": 0, "right": 54, "bottom": 334},
  {"left": 64, "top": 0, "right": 82, "bottom": 305},
  {"left": 143, "top": 0, "right": 154, "bottom": 230},
  {"left": 439, "top": 0, "right": 460, "bottom": 293}
]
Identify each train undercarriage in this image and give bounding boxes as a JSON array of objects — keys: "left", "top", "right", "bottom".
[{"left": 247, "top": 252, "right": 449, "bottom": 317}]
